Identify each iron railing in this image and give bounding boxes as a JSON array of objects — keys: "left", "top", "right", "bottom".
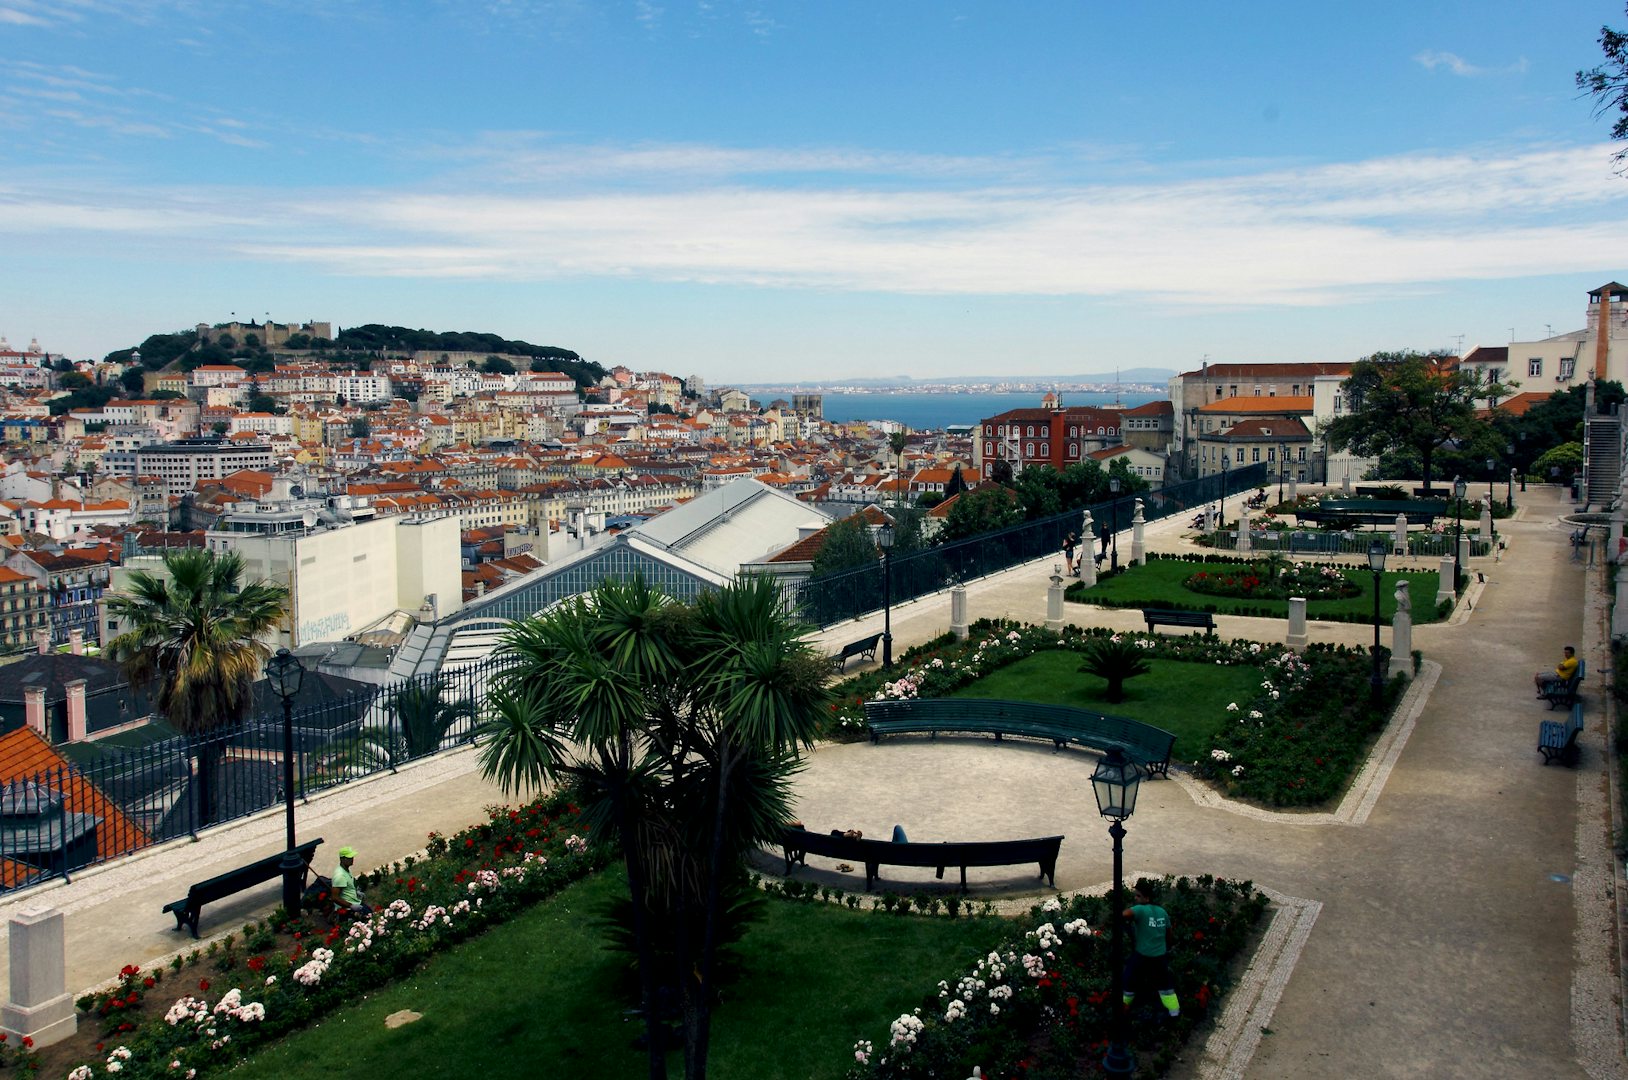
[
  {"left": 791, "top": 465, "right": 1270, "bottom": 626},
  {"left": 0, "top": 653, "right": 518, "bottom": 893}
]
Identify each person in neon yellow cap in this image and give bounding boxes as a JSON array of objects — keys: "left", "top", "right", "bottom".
[{"left": 332, "top": 846, "right": 371, "bottom": 915}]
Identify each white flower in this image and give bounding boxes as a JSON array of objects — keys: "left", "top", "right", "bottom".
[
  {"left": 1041, "top": 897, "right": 1061, "bottom": 912},
  {"left": 1063, "top": 917, "right": 1090, "bottom": 936},
  {"left": 1248, "top": 710, "right": 1262, "bottom": 719},
  {"left": 1226, "top": 702, "right": 1239, "bottom": 712},
  {"left": 1232, "top": 764, "right": 1245, "bottom": 776},
  {"left": 69, "top": 1069, "right": 94, "bottom": 1080},
  {"left": 1210, "top": 749, "right": 1231, "bottom": 762},
  {"left": 1270, "top": 690, "right": 1280, "bottom": 699}
]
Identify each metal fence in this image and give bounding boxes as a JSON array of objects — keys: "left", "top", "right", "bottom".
[
  {"left": 0, "top": 652, "right": 517, "bottom": 894},
  {"left": 1203, "top": 530, "right": 1494, "bottom": 557},
  {"left": 792, "top": 464, "right": 1270, "bottom": 626}
]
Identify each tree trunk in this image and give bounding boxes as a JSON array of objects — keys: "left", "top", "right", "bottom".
[
  {"left": 1105, "top": 676, "right": 1125, "bottom": 704},
  {"left": 619, "top": 785, "right": 668, "bottom": 1080},
  {"left": 683, "top": 750, "right": 737, "bottom": 1080},
  {"left": 194, "top": 736, "right": 224, "bottom": 829}
]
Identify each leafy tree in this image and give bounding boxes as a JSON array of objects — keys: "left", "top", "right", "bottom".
[
  {"left": 944, "top": 464, "right": 969, "bottom": 500},
  {"left": 48, "top": 386, "right": 115, "bottom": 415},
  {"left": 149, "top": 390, "right": 184, "bottom": 400},
  {"left": 988, "top": 457, "right": 1014, "bottom": 486},
  {"left": 211, "top": 422, "right": 229, "bottom": 436},
  {"left": 243, "top": 333, "right": 260, "bottom": 349},
  {"left": 284, "top": 333, "right": 312, "bottom": 350},
  {"left": 482, "top": 355, "right": 516, "bottom": 375},
  {"left": 217, "top": 334, "right": 237, "bottom": 350},
  {"left": 119, "top": 367, "right": 147, "bottom": 394},
  {"left": 809, "top": 515, "right": 877, "bottom": 577},
  {"left": 247, "top": 392, "right": 278, "bottom": 414},
  {"left": 1533, "top": 441, "right": 1584, "bottom": 480},
  {"left": 477, "top": 575, "right": 830, "bottom": 1080},
  {"left": 105, "top": 549, "right": 289, "bottom": 826},
  {"left": 1502, "top": 381, "right": 1626, "bottom": 470},
  {"left": 1322, "top": 351, "right": 1502, "bottom": 494},
  {"left": 939, "top": 484, "right": 1024, "bottom": 542},
  {"left": 1578, "top": 6, "right": 1628, "bottom": 166},
  {"left": 349, "top": 418, "right": 372, "bottom": 440},
  {"left": 58, "top": 371, "right": 92, "bottom": 390}
]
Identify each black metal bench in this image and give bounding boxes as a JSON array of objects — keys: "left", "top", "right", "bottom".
[
  {"left": 1142, "top": 608, "right": 1216, "bottom": 635},
  {"left": 1539, "top": 659, "right": 1585, "bottom": 710},
  {"left": 1295, "top": 499, "right": 1447, "bottom": 526},
  {"left": 864, "top": 698, "right": 1175, "bottom": 778},
  {"left": 1538, "top": 703, "right": 1584, "bottom": 766},
  {"left": 162, "top": 838, "right": 323, "bottom": 938},
  {"left": 778, "top": 826, "right": 1062, "bottom": 891},
  {"left": 831, "top": 632, "right": 883, "bottom": 672}
]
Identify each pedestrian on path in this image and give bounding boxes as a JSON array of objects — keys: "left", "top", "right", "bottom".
[
  {"left": 1062, "top": 532, "right": 1078, "bottom": 574},
  {"left": 1122, "top": 879, "right": 1179, "bottom": 1019}
]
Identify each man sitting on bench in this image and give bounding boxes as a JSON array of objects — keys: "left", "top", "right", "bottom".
[
  {"left": 1535, "top": 646, "right": 1579, "bottom": 698},
  {"left": 332, "top": 846, "right": 372, "bottom": 916}
]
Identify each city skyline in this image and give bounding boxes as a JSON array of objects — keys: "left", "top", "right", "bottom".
[{"left": 4, "top": 1, "right": 1627, "bottom": 382}]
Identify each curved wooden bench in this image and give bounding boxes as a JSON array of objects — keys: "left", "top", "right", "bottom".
[
  {"left": 778, "top": 827, "right": 1061, "bottom": 891},
  {"left": 863, "top": 698, "right": 1175, "bottom": 778}
]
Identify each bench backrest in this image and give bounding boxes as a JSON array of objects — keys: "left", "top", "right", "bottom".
[
  {"left": 784, "top": 828, "right": 1062, "bottom": 868},
  {"left": 190, "top": 839, "right": 322, "bottom": 902},
  {"left": 866, "top": 698, "right": 1175, "bottom": 756},
  {"left": 1143, "top": 608, "right": 1211, "bottom": 624}
]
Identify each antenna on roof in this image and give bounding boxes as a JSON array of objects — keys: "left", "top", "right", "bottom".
[{"left": 1452, "top": 334, "right": 1465, "bottom": 355}]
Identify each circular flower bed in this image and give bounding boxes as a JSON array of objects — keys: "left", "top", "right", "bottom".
[{"left": 1184, "top": 562, "right": 1359, "bottom": 601}]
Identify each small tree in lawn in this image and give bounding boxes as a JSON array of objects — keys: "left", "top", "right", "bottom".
[{"left": 1078, "top": 636, "right": 1152, "bottom": 703}]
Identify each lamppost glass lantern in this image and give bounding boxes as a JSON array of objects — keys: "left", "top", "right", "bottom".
[
  {"left": 267, "top": 647, "right": 305, "bottom": 700},
  {"left": 1092, "top": 746, "right": 1142, "bottom": 821}
]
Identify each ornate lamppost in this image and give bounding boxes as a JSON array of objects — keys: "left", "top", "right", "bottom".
[
  {"left": 1093, "top": 747, "right": 1143, "bottom": 1077},
  {"left": 1108, "top": 477, "right": 1122, "bottom": 573},
  {"left": 1452, "top": 475, "right": 1466, "bottom": 591},
  {"left": 266, "top": 647, "right": 306, "bottom": 916},
  {"left": 878, "top": 521, "right": 894, "bottom": 670}
]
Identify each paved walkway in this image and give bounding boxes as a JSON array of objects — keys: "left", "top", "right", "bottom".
[
  {"left": 791, "top": 484, "right": 1622, "bottom": 1078},
  {"left": 0, "top": 484, "right": 1618, "bottom": 1078}
]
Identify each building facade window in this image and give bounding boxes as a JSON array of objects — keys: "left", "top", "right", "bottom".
[
  {"left": 1251, "top": 447, "right": 1261, "bottom": 462},
  {"left": 1560, "top": 358, "right": 1576, "bottom": 379},
  {"left": 1528, "top": 358, "right": 1543, "bottom": 377}
]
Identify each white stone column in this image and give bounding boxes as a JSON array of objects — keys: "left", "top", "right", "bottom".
[
  {"left": 1237, "top": 508, "right": 1252, "bottom": 554},
  {"left": 1436, "top": 555, "right": 1456, "bottom": 606},
  {"left": 1078, "top": 511, "right": 1098, "bottom": 588},
  {"left": 1130, "top": 499, "right": 1146, "bottom": 566},
  {"left": 1389, "top": 580, "right": 1413, "bottom": 676},
  {"left": 1287, "top": 475, "right": 1297, "bottom": 503},
  {"left": 1342, "top": 472, "right": 1352, "bottom": 495},
  {"left": 1046, "top": 565, "right": 1065, "bottom": 631},
  {"left": 1457, "top": 535, "right": 1472, "bottom": 575},
  {"left": 949, "top": 584, "right": 968, "bottom": 641},
  {"left": 1393, "top": 512, "right": 1408, "bottom": 557},
  {"left": 1, "top": 907, "right": 76, "bottom": 1048},
  {"left": 1286, "top": 596, "right": 1309, "bottom": 650},
  {"left": 1478, "top": 498, "right": 1493, "bottom": 539}
]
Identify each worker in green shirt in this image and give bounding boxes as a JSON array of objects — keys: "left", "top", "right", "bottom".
[
  {"left": 332, "top": 846, "right": 371, "bottom": 916},
  {"left": 1122, "top": 879, "right": 1180, "bottom": 1019}
]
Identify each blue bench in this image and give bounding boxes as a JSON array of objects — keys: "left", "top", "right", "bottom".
[
  {"left": 1538, "top": 703, "right": 1584, "bottom": 766},
  {"left": 1539, "top": 659, "right": 1585, "bottom": 710}
]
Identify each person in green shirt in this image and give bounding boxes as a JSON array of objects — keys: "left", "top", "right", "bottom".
[
  {"left": 331, "top": 846, "right": 371, "bottom": 916},
  {"left": 1121, "top": 879, "right": 1179, "bottom": 1018}
]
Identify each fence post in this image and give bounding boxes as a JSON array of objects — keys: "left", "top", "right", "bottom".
[{"left": 0, "top": 907, "right": 76, "bottom": 1048}]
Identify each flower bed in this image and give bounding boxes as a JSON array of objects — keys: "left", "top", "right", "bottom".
[
  {"left": 824, "top": 621, "right": 1403, "bottom": 807},
  {"left": 845, "top": 875, "right": 1269, "bottom": 1080},
  {"left": 55, "top": 791, "right": 611, "bottom": 1080},
  {"left": 1184, "top": 561, "right": 1358, "bottom": 601}
]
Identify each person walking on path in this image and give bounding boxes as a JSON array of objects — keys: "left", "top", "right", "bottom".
[
  {"left": 1062, "top": 532, "right": 1078, "bottom": 575},
  {"left": 1122, "top": 879, "right": 1179, "bottom": 1019}
]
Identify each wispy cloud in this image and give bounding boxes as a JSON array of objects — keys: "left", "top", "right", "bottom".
[
  {"left": 3, "top": 143, "right": 1624, "bottom": 308},
  {"left": 1414, "top": 50, "right": 1529, "bottom": 77}
]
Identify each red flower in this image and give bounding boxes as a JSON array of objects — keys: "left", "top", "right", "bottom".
[
  {"left": 119, "top": 964, "right": 139, "bottom": 979},
  {"left": 142, "top": 977, "right": 155, "bottom": 989},
  {"left": 247, "top": 956, "right": 266, "bottom": 972},
  {"left": 198, "top": 979, "right": 210, "bottom": 992},
  {"left": 465, "top": 838, "right": 475, "bottom": 849},
  {"left": 125, "top": 992, "right": 138, "bottom": 1005},
  {"left": 1193, "top": 931, "right": 1205, "bottom": 941}
]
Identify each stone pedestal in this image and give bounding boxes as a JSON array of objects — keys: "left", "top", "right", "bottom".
[
  {"left": 1457, "top": 535, "right": 1472, "bottom": 575},
  {"left": 1478, "top": 503, "right": 1493, "bottom": 539},
  {"left": 1342, "top": 472, "right": 1352, "bottom": 495},
  {"left": 1436, "top": 555, "right": 1456, "bottom": 606},
  {"left": 1287, "top": 475, "right": 1297, "bottom": 503},
  {"left": 1390, "top": 581, "right": 1413, "bottom": 676},
  {"left": 1078, "top": 511, "right": 1098, "bottom": 588},
  {"left": 1, "top": 908, "right": 75, "bottom": 1049},
  {"left": 1130, "top": 499, "right": 1146, "bottom": 566},
  {"left": 949, "top": 584, "right": 968, "bottom": 641},
  {"left": 1286, "top": 597, "right": 1309, "bottom": 650},
  {"left": 1237, "top": 508, "right": 1252, "bottom": 554},
  {"left": 1046, "top": 566, "right": 1065, "bottom": 631},
  {"left": 1393, "top": 513, "right": 1408, "bottom": 557}
]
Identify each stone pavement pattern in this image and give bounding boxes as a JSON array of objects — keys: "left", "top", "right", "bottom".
[{"left": 0, "top": 485, "right": 1615, "bottom": 1079}]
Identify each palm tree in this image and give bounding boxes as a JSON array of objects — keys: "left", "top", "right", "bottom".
[
  {"left": 1078, "top": 635, "right": 1153, "bottom": 704},
  {"left": 387, "top": 675, "right": 476, "bottom": 761},
  {"left": 888, "top": 429, "right": 909, "bottom": 507},
  {"left": 477, "top": 574, "right": 830, "bottom": 1080},
  {"left": 105, "top": 548, "right": 289, "bottom": 827}
]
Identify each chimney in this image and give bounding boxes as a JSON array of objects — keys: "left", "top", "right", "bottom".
[
  {"left": 64, "top": 679, "right": 86, "bottom": 742},
  {"left": 22, "top": 685, "right": 45, "bottom": 735},
  {"left": 68, "top": 629, "right": 82, "bottom": 656},
  {"left": 34, "top": 630, "right": 50, "bottom": 656}
]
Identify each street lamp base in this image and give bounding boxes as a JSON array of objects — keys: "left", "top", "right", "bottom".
[
  {"left": 1103, "top": 1040, "right": 1136, "bottom": 1076},
  {"left": 881, "top": 632, "right": 893, "bottom": 670},
  {"left": 279, "top": 850, "right": 305, "bottom": 916}
]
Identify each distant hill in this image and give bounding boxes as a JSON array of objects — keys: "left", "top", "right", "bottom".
[{"left": 335, "top": 325, "right": 602, "bottom": 389}]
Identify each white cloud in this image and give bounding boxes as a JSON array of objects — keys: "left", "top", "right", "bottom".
[
  {"left": 1414, "top": 50, "right": 1529, "bottom": 77},
  {"left": 4, "top": 142, "right": 1625, "bottom": 309}
]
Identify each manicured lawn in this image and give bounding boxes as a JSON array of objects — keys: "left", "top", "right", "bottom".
[
  {"left": 1068, "top": 558, "right": 1445, "bottom": 624},
  {"left": 232, "top": 866, "right": 1012, "bottom": 1080},
  {"left": 947, "top": 651, "right": 1260, "bottom": 750}
]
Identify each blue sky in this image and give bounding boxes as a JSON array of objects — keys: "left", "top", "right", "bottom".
[{"left": 4, "top": 1, "right": 1627, "bottom": 383}]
